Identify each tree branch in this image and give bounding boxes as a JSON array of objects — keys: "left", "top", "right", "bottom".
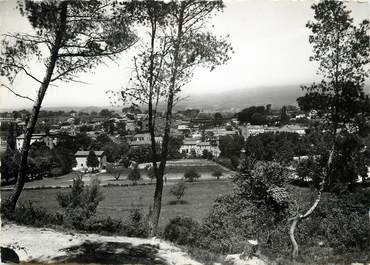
[{"left": 1, "top": 84, "right": 35, "bottom": 102}]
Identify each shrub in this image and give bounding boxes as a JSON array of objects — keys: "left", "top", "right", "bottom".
[
  {"left": 198, "top": 159, "right": 370, "bottom": 259},
  {"left": 164, "top": 217, "right": 201, "bottom": 246},
  {"left": 293, "top": 190, "right": 370, "bottom": 253},
  {"left": 50, "top": 167, "right": 63, "bottom": 177},
  {"left": 84, "top": 216, "right": 122, "bottom": 233},
  {"left": 128, "top": 162, "right": 141, "bottom": 184},
  {"left": 199, "top": 161, "right": 291, "bottom": 254},
  {"left": 145, "top": 164, "right": 156, "bottom": 182},
  {"left": 106, "top": 163, "right": 126, "bottom": 181},
  {"left": 121, "top": 208, "right": 149, "bottom": 238},
  {"left": 184, "top": 169, "right": 201, "bottom": 182},
  {"left": 212, "top": 170, "right": 223, "bottom": 180},
  {"left": 170, "top": 181, "right": 186, "bottom": 201},
  {"left": 1, "top": 200, "right": 58, "bottom": 227},
  {"left": 56, "top": 176, "right": 104, "bottom": 230}
]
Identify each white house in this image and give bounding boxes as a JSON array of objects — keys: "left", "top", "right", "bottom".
[
  {"left": 75, "top": 150, "right": 107, "bottom": 169},
  {"left": 177, "top": 122, "right": 190, "bottom": 131},
  {"left": 204, "top": 128, "right": 238, "bottom": 138},
  {"left": 180, "top": 139, "right": 221, "bottom": 158},
  {"left": 16, "top": 133, "right": 57, "bottom": 150},
  {"left": 128, "top": 133, "right": 162, "bottom": 148},
  {"left": 239, "top": 124, "right": 267, "bottom": 139}
]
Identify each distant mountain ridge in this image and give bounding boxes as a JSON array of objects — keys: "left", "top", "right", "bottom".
[
  {"left": 1, "top": 84, "right": 369, "bottom": 113},
  {"left": 177, "top": 85, "right": 305, "bottom": 112},
  {"left": 177, "top": 84, "right": 370, "bottom": 112}
]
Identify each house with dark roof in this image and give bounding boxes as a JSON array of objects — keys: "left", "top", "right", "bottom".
[{"left": 75, "top": 150, "right": 107, "bottom": 169}]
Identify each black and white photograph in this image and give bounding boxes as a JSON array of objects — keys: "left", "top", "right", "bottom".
[{"left": 0, "top": 0, "right": 369, "bottom": 264}]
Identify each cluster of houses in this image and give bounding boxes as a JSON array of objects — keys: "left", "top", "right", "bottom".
[
  {"left": 239, "top": 124, "right": 307, "bottom": 138},
  {"left": 1, "top": 108, "right": 310, "bottom": 172}
]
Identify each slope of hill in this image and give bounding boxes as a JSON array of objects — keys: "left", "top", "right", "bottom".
[{"left": 177, "top": 85, "right": 305, "bottom": 111}]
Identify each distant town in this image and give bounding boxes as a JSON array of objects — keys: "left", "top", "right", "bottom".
[{"left": 0, "top": 104, "right": 317, "bottom": 184}]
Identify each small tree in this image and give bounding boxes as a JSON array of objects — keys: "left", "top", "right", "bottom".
[
  {"left": 190, "top": 149, "right": 197, "bottom": 159},
  {"left": 106, "top": 163, "right": 126, "bottom": 181},
  {"left": 86, "top": 151, "right": 99, "bottom": 172},
  {"left": 213, "top": 112, "right": 223, "bottom": 127},
  {"left": 145, "top": 164, "right": 156, "bottom": 182},
  {"left": 170, "top": 181, "right": 186, "bottom": 201},
  {"left": 212, "top": 170, "right": 223, "bottom": 180},
  {"left": 184, "top": 169, "right": 200, "bottom": 182},
  {"left": 56, "top": 176, "right": 104, "bottom": 229},
  {"left": 128, "top": 162, "right": 141, "bottom": 184}
]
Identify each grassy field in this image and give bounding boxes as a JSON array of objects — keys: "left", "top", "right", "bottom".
[
  {"left": 1, "top": 159, "right": 233, "bottom": 189},
  {"left": 1, "top": 180, "right": 233, "bottom": 230}
]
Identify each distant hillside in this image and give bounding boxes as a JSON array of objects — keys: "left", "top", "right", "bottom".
[
  {"left": 177, "top": 84, "right": 370, "bottom": 112},
  {"left": 176, "top": 85, "right": 305, "bottom": 112},
  {"left": 1, "top": 84, "right": 368, "bottom": 113}
]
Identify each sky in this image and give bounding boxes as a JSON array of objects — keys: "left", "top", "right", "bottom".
[{"left": 0, "top": 0, "right": 369, "bottom": 110}]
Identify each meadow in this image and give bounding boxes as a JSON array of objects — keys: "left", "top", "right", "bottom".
[{"left": 1, "top": 179, "right": 234, "bottom": 229}]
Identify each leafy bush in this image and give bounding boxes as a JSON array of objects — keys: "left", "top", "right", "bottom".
[
  {"left": 164, "top": 217, "right": 201, "bottom": 246},
  {"left": 50, "top": 167, "right": 63, "bottom": 177},
  {"left": 170, "top": 181, "right": 186, "bottom": 201},
  {"left": 197, "top": 159, "right": 370, "bottom": 259},
  {"left": 56, "top": 176, "right": 104, "bottom": 230},
  {"left": 198, "top": 161, "right": 291, "bottom": 254},
  {"left": 83, "top": 216, "right": 122, "bottom": 233},
  {"left": 184, "top": 169, "right": 201, "bottom": 182},
  {"left": 128, "top": 162, "right": 141, "bottom": 184},
  {"left": 293, "top": 190, "right": 370, "bottom": 253},
  {"left": 121, "top": 208, "right": 149, "bottom": 238},
  {"left": 106, "top": 163, "right": 126, "bottom": 181},
  {"left": 1, "top": 200, "right": 58, "bottom": 227},
  {"left": 212, "top": 170, "right": 223, "bottom": 180}
]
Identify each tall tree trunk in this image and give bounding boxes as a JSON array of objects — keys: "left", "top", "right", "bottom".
[
  {"left": 148, "top": 3, "right": 185, "bottom": 236},
  {"left": 7, "top": 3, "right": 67, "bottom": 211}
]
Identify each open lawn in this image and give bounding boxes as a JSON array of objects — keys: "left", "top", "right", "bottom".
[
  {"left": 1, "top": 180, "right": 233, "bottom": 230},
  {"left": 1, "top": 159, "right": 233, "bottom": 189}
]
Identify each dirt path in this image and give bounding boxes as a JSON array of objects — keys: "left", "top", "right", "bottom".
[{"left": 0, "top": 224, "right": 202, "bottom": 265}]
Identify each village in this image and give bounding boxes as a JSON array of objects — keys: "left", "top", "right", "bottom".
[{"left": 0, "top": 104, "right": 312, "bottom": 181}]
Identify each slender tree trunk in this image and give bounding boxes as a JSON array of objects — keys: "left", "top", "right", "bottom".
[
  {"left": 146, "top": 11, "right": 161, "bottom": 236},
  {"left": 289, "top": 143, "right": 335, "bottom": 259},
  {"left": 7, "top": 3, "right": 67, "bottom": 211},
  {"left": 148, "top": 4, "right": 185, "bottom": 236},
  {"left": 289, "top": 217, "right": 299, "bottom": 259}
]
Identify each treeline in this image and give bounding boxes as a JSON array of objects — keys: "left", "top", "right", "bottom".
[
  {"left": 0, "top": 108, "right": 121, "bottom": 119},
  {"left": 236, "top": 104, "right": 303, "bottom": 126}
]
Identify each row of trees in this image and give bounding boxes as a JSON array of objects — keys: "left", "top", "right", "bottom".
[{"left": 237, "top": 104, "right": 292, "bottom": 126}]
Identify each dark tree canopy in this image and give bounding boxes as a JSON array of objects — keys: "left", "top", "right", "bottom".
[
  {"left": 237, "top": 106, "right": 268, "bottom": 125},
  {"left": 86, "top": 151, "right": 99, "bottom": 169}
]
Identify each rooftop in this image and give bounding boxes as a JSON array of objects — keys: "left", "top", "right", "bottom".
[{"left": 75, "top": 150, "right": 105, "bottom": 156}]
